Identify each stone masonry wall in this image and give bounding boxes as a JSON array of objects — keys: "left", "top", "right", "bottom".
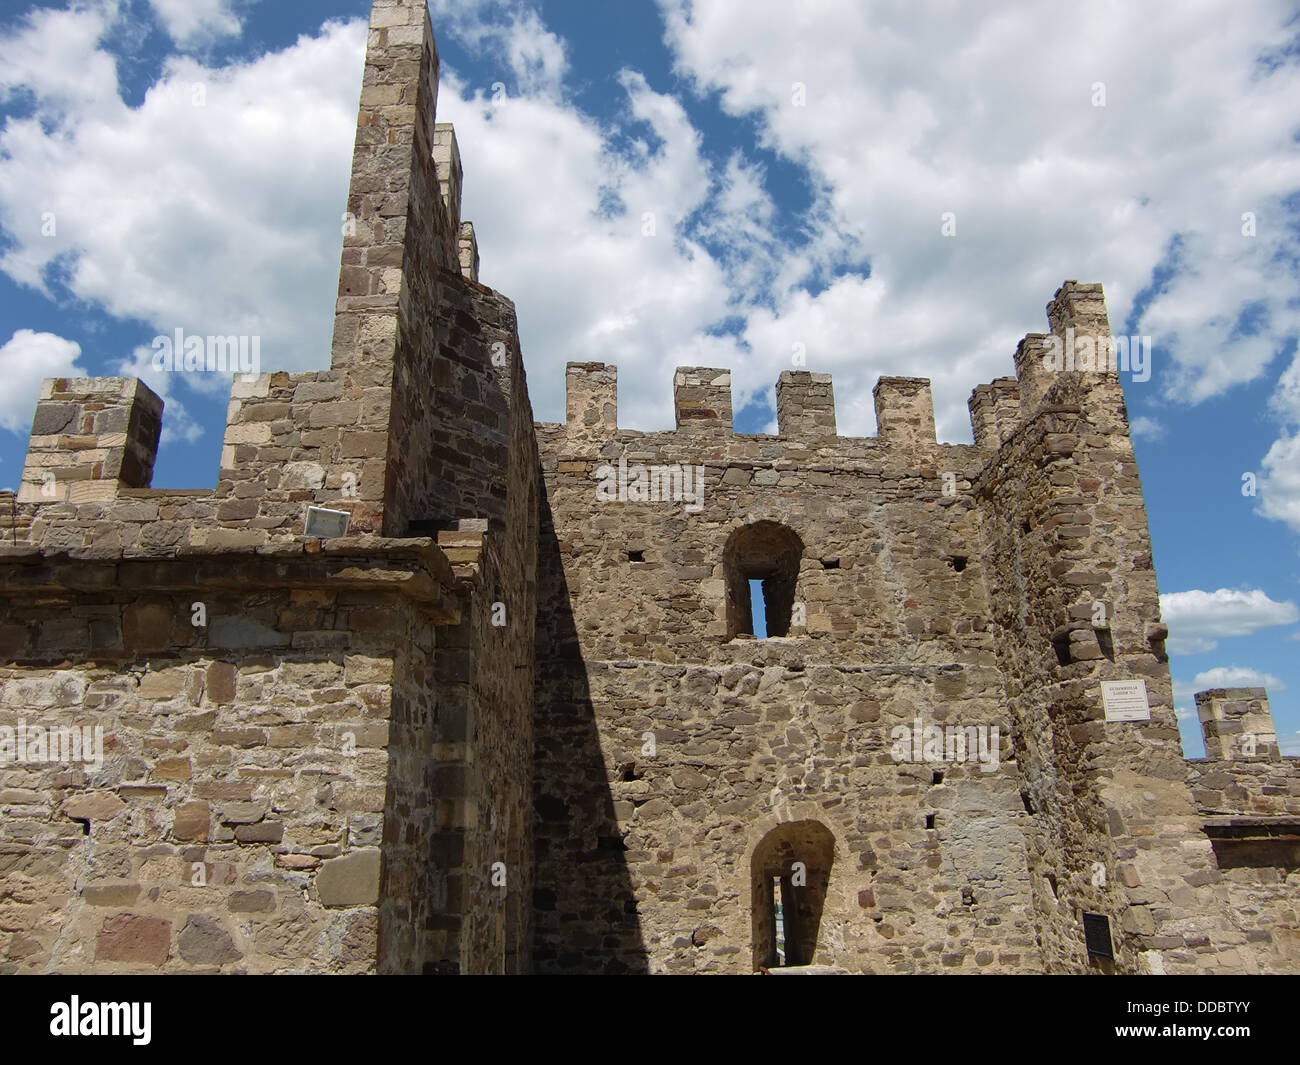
[
  {"left": 425, "top": 326, "right": 540, "bottom": 974},
  {"left": 1188, "top": 753, "right": 1300, "bottom": 973},
  {"left": 534, "top": 361, "right": 1042, "bottom": 973},
  {"left": 2, "top": 0, "right": 1293, "bottom": 979},
  {"left": 0, "top": 544, "right": 459, "bottom": 973},
  {"left": 0, "top": 0, "right": 538, "bottom": 976},
  {"left": 975, "top": 283, "right": 1243, "bottom": 975},
  {"left": 1184, "top": 688, "right": 1300, "bottom": 972}
]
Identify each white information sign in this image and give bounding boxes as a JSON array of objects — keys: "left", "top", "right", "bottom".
[{"left": 1101, "top": 680, "right": 1150, "bottom": 722}]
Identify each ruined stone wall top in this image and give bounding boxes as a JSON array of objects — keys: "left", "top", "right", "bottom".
[
  {"left": 6, "top": 0, "right": 505, "bottom": 556},
  {"left": 539, "top": 282, "right": 1127, "bottom": 470},
  {"left": 541, "top": 362, "right": 985, "bottom": 475}
]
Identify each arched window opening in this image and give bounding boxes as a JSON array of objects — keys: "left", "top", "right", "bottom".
[
  {"left": 750, "top": 820, "right": 835, "bottom": 970},
  {"left": 724, "top": 522, "right": 803, "bottom": 639}
]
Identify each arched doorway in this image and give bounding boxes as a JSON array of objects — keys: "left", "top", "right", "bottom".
[{"left": 750, "top": 820, "right": 835, "bottom": 969}]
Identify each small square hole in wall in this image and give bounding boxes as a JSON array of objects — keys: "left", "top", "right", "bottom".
[
  {"left": 1051, "top": 633, "right": 1072, "bottom": 666},
  {"left": 932, "top": 771, "right": 944, "bottom": 785},
  {"left": 628, "top": 550, "right": 644, "bottom": 563},
  {"left": 949, "top": 556, "right": 967, "bottom": 572},
  {"left": 821, "top": 558, "right": 840, "bottom": 570},
  {"left": 925, "top": 814, "right": 936, "bottom": 829}
]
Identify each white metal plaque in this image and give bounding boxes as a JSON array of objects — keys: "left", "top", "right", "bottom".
[{"left": 1101, "top": 680, "right": 1150, "bottom": 722}]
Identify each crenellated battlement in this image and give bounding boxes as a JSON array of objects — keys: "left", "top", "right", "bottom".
[
  {"left": 1196, "top": 687, "right": 1282, "bottom": 761},
  {"left": 7, "top": 0, "right": 514, "bottom": 558},
  {"left": 542, "top": 280, "right": 1134, "bottom": 465},
  {"left": 8, "top": 278, "right": 1139, "bottom": 550},
  {"left": 17, "top": 377, "right": 162, "bottom": 504}
]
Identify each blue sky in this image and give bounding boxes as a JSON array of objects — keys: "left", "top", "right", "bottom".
[{"left": 0, "top": 0, "right": 1298, "bottom": 757}]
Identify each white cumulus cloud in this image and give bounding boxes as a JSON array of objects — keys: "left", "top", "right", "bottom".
[
  {"left": 1258, "top": 430, "right": 1300, "bottom": 535},
  {"left": 148, "top": 0, "right": 242, "bottom": 47},
  {"left": 1129, "top": 415, "right": 1165, "bottom": 441},
  {"left": 1160, "top": 588, "right": 1299, "bottom": 655},
  {"left": 658, "top": 0, "right": 1300, "bottom": 440},
  {"left": 1191, "top": 666, "right": 1284, "bottom": 692},
  {"left": 0, "top": 330, "right": 88, "bottom": 434},
  {"left": 0, "top": 11, "right": 364, "bottom": 375}
]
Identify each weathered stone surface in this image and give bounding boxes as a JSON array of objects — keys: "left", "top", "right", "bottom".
[
  {"left": 96, "top": 914, "right": 171, "bottom": 965},
  {"left": 83, "top": 883, "right": 142, "bottom": 907},
  {"left": 229, "top": 890, "right": 276, "bottom": 913},
  {"left": 62, "top": 793, "right": 126, "bottom": 821},
  {"left": 178, "top": 915, "right": 243, "bottom": 965},
  {"left": 205, "top": 660, "right": 238, "bottom": 704},
  {"left": 122, "top": 602, "right": 172, "bottom": 652},
  {"left": 172, "top": 802, "right": 210, "bottom": 842},
  {"left": 234, "top": 822, "right": 283, "bottom": 843},
  {"left": 316, "top": 849, "right": 382, "bottom": 907}
]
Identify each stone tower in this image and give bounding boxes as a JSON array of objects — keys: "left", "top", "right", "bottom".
[{"left": 0, "top": 0, "right": 539, "bottom": 974}]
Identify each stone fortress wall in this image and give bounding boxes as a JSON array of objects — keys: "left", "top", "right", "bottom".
[
  {"left": 534, "top": 283, "right": 1300, "bottom": 974},
  {"left": 0, "top": 0, "right": 1295, "bottom": 974},
  {"left": 0, "top": 0, "right": 538, "bottom": 974}
]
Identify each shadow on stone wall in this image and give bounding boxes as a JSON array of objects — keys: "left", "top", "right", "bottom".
[{"left": 532, "top": 492, "right": 648, "bottom": 973}]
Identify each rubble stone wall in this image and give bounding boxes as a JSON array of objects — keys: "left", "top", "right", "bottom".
[
  {"left": 0, "top": 0, "right": 539, "bottom": 977},
  {"left": 533, "top": 363, "right": 1041, "bottom": 973}
]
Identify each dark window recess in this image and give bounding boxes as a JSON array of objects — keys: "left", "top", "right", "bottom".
[
  {"left": 1082, "top": 912, "right": 1114, "bottom": 959},
  {"left": 949, "top": 555, "right": 967, "bottom": 572},
  {"left": 932, "top": 771, "right": 944, "bottom": 785},
  {"left": 1020, "top": 789, "right": 1036, "bottom": 815},
  {"left": 752, "top": 822, "right": 835, "bottom": 969},
  {"left": 821, "top": 558, "right": 840, "bottom": 570},
  {"left": 1052, "top": 632, "right": 1072, "bottom": 666},
  {"left": 628, "top": 550, "right": 644, "bottom": 562},
  {"left": 617, "top": 762, "right": 641, "bottom": 782},
  {"left": 1022, "top": 519, "right": 1032, "bottom": 534},
  {"left": 925, "top": 814, "right": 936, "bottom": 830},
  {"left": 724, "top": 521, "right": 803, "bottom": 639},
  {"left": 1045, "top": 873, "right": 1058, "bottom": 898}
]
